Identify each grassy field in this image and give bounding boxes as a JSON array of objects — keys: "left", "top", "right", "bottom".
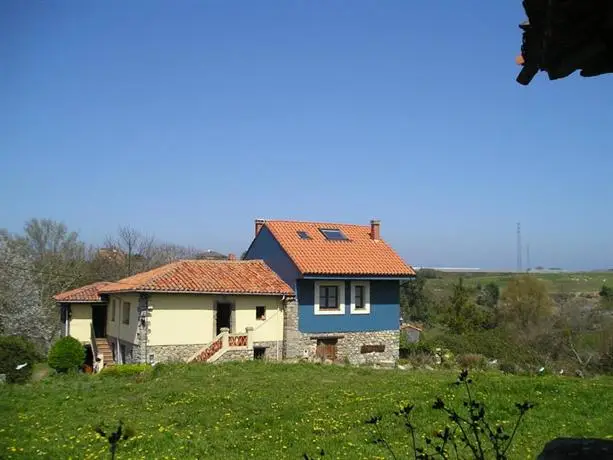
[
  {"left": 427, "top": 271, "right": 613, "bottom": 296},
  {"left": 1, "top": 362, "right": 613, "bottom": 459}
]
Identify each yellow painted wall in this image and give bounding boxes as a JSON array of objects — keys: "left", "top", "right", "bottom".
[
  {"left": 106, "top": 294, "right": 140, "bottom": 344},
  {"left": 69, "top": 304, "right": 92, "bottom": 343},
  {"left": 147, "top": 294, "right": 284, "bottom": 346}
]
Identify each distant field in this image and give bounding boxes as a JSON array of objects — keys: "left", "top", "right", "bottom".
[
  {"left": 1, "top": 363, "right": 613, "bottom": 459},
  {"left": 426, "top": 271, "right": 613, "bottom": 295}
]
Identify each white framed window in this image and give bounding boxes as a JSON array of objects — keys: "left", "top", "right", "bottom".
[
  {"left": 350, "top": 281, "right": 371, "bottom": 314},
  {"left": 314, "top": 281, "right": 345, "bottom": 315}
]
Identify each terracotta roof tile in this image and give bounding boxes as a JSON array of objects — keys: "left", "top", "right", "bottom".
[
  {"left": 99, "top": 260, "right": 294, "bottom": 296},
  {"left": 54, "top": 282, "right": 111, "bottom": 303},
  {"left": 263, "top": 220, "right": 415, "bottom": 277}
]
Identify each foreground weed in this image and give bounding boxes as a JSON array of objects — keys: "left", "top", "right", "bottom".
[{"left": 365, "top": 370, "right": 534, "bottom": 459}]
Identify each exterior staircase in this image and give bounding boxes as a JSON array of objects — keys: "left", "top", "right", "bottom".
[
  {"left": 188, "top": 327, "right": 254, "bottom": 363},
  {"left": 95, "top": 338, "right": 115, "bottom": 367}
]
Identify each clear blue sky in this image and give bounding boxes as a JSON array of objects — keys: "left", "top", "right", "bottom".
[{"left": 1, "top": 1, "right": 612, "bottom": 270}]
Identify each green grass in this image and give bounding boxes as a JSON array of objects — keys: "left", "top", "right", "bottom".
[
  {"left": 428, "top": 271, "right": 613, "bottom": 295},
  {"left": 1, "top": 362, "right": 613, "bottom": 459}
]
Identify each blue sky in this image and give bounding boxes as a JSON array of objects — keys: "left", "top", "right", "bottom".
[{"left": 1, "top": 1, "right": 612, "bottom": 270}]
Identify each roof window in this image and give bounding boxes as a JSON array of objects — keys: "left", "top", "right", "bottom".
[
  {"left": 297, "top": 231, "right": 311, "bottom": 240},
  {"left": 320, "top": 228, "right": 348, "bottom": 241}
]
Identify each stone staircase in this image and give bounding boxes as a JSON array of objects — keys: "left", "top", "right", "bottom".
[
  {"left": 95, "top": 338, "right": 115, "bottom": 367},
  {"left": 188, "top": 327, "right": 253, "bottom": 363}
]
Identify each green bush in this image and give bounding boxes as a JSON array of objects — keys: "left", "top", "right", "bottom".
[
  {"left": 100, "top": 363, "right": 152, "bottom": 377},
  {"left": 0, "top": 336, "right": 41, "bottom": 384},
  {"left": 48, "top": 336, "right": 85, "bottom": 373}
]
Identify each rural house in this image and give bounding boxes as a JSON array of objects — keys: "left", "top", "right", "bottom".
[
  {"left": 244, "top": 219, "right": 415, "bottom": 364},
  {"left": 55, "top": 218, "right": 415, "bottom": 366},
  {"left": 54, "top": 260, "right": 293, "bottom": 366}
]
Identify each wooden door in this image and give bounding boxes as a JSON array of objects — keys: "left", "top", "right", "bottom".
[{"left": 316, "top": 339, "right": 337, "bottom": 361}]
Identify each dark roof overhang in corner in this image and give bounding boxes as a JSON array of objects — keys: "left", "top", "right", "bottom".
[{"left": 516, "top": 0, "right": 613, "bottom": 85}]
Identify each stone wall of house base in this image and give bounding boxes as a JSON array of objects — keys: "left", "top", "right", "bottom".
[
  {"left": 215, "top": 349, "right": 253, "bottom": 363},
  {"left": 285, "top": 329, "right": 399, "bottom": 365},
  {"left": 148, "top": 344, "right": 207, "bottom": 363},
  {"left": 253, "top": 341, "right": 282, "bottom": 361}
]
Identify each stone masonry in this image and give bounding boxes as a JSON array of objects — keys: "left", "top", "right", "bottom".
[
  {"left": 148, "top": 344, "right": 207, "bottom": 363},
  {"left": 253, "top": 341, "right": 282, "bottom": 360},
  {"left": 282, "top": 298, "right": 399, "bottom": 364}
]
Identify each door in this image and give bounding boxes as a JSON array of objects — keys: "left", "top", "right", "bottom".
[
  {"left": 316, "top": 339, "right": 338, "bottom": 361},
  {"left": 92, "top": 305, "right": 107, "bottom": 338},
  {"left": 216, "top": 303, "right": 232, "bottom": 334}
]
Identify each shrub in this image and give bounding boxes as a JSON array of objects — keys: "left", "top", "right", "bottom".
[
  {"left": 457, "top": 353, "right": 487, "bottom": 370},
  {"left": 48, "top": 336, "right": 85, "bottom": 373},
  {"left": 0, "top": 335, "right": 41, "bottom": 384},
  {"left": 100, "top": 364, "right": 152, "bottom": 377},
  {"left": 499, "top": 361, "right": 519, "bottom": 374}
]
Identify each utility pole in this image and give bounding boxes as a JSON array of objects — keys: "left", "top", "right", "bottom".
[{"left": 516, "top": 222, "right": 522, "bottom": 272}]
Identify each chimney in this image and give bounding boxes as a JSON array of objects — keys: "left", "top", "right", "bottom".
[
  {"left": 255, "top": 219, "right": 265, "bottom": 236},
  {"left": 228, "top": 253, "right": 236, "bottom": 260},
  {"left": 370, "top": 219, "right": 380, "bottom": 240}
]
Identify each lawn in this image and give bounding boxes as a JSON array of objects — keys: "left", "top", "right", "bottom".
[{"left": 1, "top": 362, "right": 612, "bottom": 459}]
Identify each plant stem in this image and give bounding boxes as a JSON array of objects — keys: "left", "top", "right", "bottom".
[
  {"left": 464, "top": 381, "right": 485, "bottom": 459},
  {"left": 374, "top": 422, "right": 398, "bottom": 460},
  {"left": 502, "top": 411, "right": 526, "bottom": 456}
]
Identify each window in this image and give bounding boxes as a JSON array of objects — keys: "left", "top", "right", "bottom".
[
  {"left": 254, "top": 347, "right": 266, "bottom": 359},
  {"left": 256, "top": 306, "right": 266, "bottom": 320},
  {"left": 314, "top": 281, "right": 345, "bottom": 315},
  {"left": 319, "top": 286, "right": 339, "bottom": 309},
  {"left": 320, "top": 228, "right": 348, "bottom": 240},
  {"left": 111, "top": 300, "right": 116, "bottom": 322},
  {"left": 297, "top": 231, "right": 311, "bottom": 240},
  {"left": 122, "top": 302, "right": 131, "bottom": 325},
  {"left": 355, "top": 286, "right": 364, "bottom": 309},
  {"left": 120, "top": 344, "right": 126, "bottom": 364},
  {"left": 350, "top": 281, "right": 371, "bottom": 314}
]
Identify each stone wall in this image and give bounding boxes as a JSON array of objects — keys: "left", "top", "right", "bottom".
[
  {"left": 215, "top": 349, "right": 253, "bottom": 362},
  {"left": 283, "top": 298, "right": 399, "bottom": 364},
  {"left": 148, "top": 344, "right": 207, "bottom": 363},
  {"left": 253, "top": 341, "right": 282, "bottom": 360}
]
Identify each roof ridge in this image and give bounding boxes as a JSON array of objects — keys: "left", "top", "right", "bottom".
[{"left": 264, "top": 219, "right": 370, "bottom": 227}]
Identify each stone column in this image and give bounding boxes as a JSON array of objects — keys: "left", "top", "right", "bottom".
[{"left": 283, "top": 297, "right": 303, "bottom": 359}]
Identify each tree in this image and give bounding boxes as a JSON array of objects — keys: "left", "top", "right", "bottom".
[
  {"left": 400, "top": 272, "right": 433, "bottom": 324},
  {"left": 443, "top": 278, "right": 485, "bottom": 334},
  {"left": 477, "top": 282, "right": 500, "bottom": 309},
  {"left": 0, "top": 232, "right": 53, "bottom": 348},
  {"left": 499, "top": 275, "right": 552, "bottom": 330},
  {"left": 599, "top": 284, "right": 613, "bottom": 310}
]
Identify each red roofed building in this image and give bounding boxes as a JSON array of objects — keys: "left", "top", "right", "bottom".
[
  {"left": 55, "top": 260, "right": 293, "bottom": 366},
  {"left": 244, "top": 219, "right": 415, "bottom": 364}
]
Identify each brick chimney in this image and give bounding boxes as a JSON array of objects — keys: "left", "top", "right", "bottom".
[
  {"left": 228, "top": 253, "right": 236, "bottom": 260},
  {"left": 370, "top": 219, "right": 380, "bottom": 240},
  {"left": 255, "top": 219, "right": 265, "bottom": 236}
]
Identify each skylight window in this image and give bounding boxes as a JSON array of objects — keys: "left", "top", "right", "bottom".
[
  {"left": 297, "top": 231, "right": 311, "bottom": 240},
  {"left": 320, "top": 228, "right": 348, "bottom": 241}
]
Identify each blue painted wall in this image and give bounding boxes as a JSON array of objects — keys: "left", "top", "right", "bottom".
[
  {"left": 244, "top": 226, "right": 301, "bottom": 288},
  {"left": 297, "top": 279, "right": 400, "bottom": 333}
]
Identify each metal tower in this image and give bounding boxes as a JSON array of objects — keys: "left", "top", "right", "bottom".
[{"left": 516, "top": 222, "right": 522, "bottom": 272}]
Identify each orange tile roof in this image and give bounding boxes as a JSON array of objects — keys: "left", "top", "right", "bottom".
[
  {"left": 262, "top": 220, "right": 416, "bottom": 277},
  {"left": 54, "top": 282, "right": 111, "bottom": 303},
  {"left": 99, "top": 260, "right": 294, "bottom": 296}
]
